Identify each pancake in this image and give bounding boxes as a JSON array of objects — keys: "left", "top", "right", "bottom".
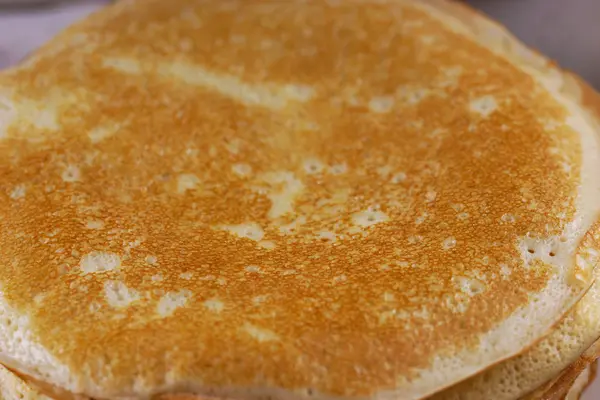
[
  {"left": 564, "top": 361, "right": 596, "bottom": 400},
  {"left": 0, "top": 363, "right": 50, "bottom": 400},
  {"left": 523, "top": 361, "right": 597, "bottom": 400},
  {"left": 0, "top": 1, "right": 600, "bottom": 399},
  {"left": 432, "top": 217, "right": 600, "bottom": 399},
  {"left": 527, "top": 340, "right": 600, "bottom": 400}
]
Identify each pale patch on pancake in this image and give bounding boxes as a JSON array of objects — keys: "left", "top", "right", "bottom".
[
  {"left": 179, "top": 272, "right": 193, "bottom": 280},
  {"left": 425, "top": 190, "right": 437, "bottom": 203},
  {"left": 9, "top": 185, "right": 26, "bottom": 200},
  {"left": 283, "top": 84, "right": 315, "bottom": 103},
  {"left": 104, "top": 56, "right": 315, "bottom": 110},
  {"left": 177, "top": 173, "right": 200, "bottom": 194},
  {"left": 218, "top": 222, "right": 265, "bottom": 242},
  {"left": 1, "top": 92, "right": 61, "bottom": 140},
  {"left": 60, "top": 165, "right": 81, "bottom": 183},
  {"left": 442, "top": 237, "right": 457, "bottom": 250},
  {"left": 88, "top": 125, "right": 119, "bottom": 144},
  {"left": 203, "top": 298, "right": 224, "bottom": 313},
  {"left": 25, "top": 102, "right": 60, "bottom": 132},
  {"left": 499, "top": 263, "right": 512, "bottom": 277},
  {"left": 243, "top": 323, "right": 279, "bottom": 342},
  {"left": 80, "top": 251, "right": 121, "bottom": 274},
  {"left": 34, "top": 293, "right": 46, "bottom": 305},
  {"left": 383, "top": 292, "right": 395, "bottom": 302},
  {"left": 397, "top": 86, "right": 430, "bottom": 105},
  {"left": 102, "top": 57, "right": 141, "bottom": 74},
  {"left": 317, "top": 230, "right": 337, "bottom": 242},
  {"left": 231, "top": 163, "right": 252, "bottom": 177},
  {"left": 85, "top": 220, "right": 104, "bottom": 230},
  {"left": 391, "top": 172, "right": 407, "bottom": 183},
  {"left": 452, "top": 276, "right": 487, "bottom": 296},
  {"left": 437, "top": 66, "right": 463, "bottom": 88},
  {"left": 244, "top": 265, "right": 261, "bottom": 273},
  {"left": 258, "top": 240, "right": 276, "bottom": 250},
  {"left": 351, "top": 209, "right": 389, "bottom": 228},
  {"left": 470, "top": 95, "right": 498, "bottom": 117},
  {"left": 260, "top": 171, "right": 305, "bottom": 219},
  {"left": 144, "top": 255, "right": 157, "bottom": 265},
  {"left": 103, "top": 280, "right": 140, "bottom": 308},
  {"left": 156, "top": 290, "right": 193, "bottom": 317},
  {"left": 368, "top": 96, "right": 395, "bottom": 113}
]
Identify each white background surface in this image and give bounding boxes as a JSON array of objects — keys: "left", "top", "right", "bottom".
[{"left": 0, "top": 1, "right": 598, "bottom": 398}]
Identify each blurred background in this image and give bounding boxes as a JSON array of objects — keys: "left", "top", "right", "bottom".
[{"left": 0, "top": 0, "right": 598, "bottom": 398}]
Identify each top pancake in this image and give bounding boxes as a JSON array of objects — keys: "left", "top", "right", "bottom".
[{"left": 0, "top": 0, "right": 599, "bottom": 399}]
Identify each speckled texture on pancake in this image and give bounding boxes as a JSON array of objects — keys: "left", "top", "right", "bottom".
[{"left": 0, "top": 1, "right": 600, "bottom": 400}]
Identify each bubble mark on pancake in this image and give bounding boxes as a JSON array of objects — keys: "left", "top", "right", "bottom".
[
  {"left": 351, "top": 209, "right": 390, "bottom": 228},
  {"left": 80, "top": 251, "right": 121, "bottom": 274},
  {"left": 303, "top": 158, "right": 325, "bottom": 175},
  {"left": 157, "top": 290, "right": 193, "bottom": 317},
  {"left": 219, "top": 222, "right": 265, "bottom": 242},
  {"left": 470, "top": 95, "right": 498, "bottom": 117},
  {"left": 61, "top": 165, "right": 81, "bottom": 182},
  {"left": 104, "top": 280, "right": 140, "bottom": 308},
  {"left": 452, "top": 276, "right": 487, "bottom": 296},
  {"left": 442, "top": 237, "right": 457, "bottom": 250}
]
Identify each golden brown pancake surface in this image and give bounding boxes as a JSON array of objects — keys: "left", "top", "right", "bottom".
[{"left": 0, "top": 1, "right": 599, "bottom": 399}]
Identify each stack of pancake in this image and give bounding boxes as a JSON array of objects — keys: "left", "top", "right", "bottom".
[{"left": 0, "top": 1, "right": 599, "bottom": 399}]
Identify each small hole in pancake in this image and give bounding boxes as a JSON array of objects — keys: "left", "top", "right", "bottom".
[
  {"left": 549, "top": 251, "right": 556, "bottom": 257},
  {"left": 527, "top": 248, "right": 535, "bottom": 254}
]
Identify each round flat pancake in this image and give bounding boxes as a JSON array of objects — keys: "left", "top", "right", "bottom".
[{"left": 0, "top": 1, "right": 599, "bottom": 399}]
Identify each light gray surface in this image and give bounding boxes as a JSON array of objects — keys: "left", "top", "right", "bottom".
[
  {"left": 465, "top": 0, "right": 600, "bottom": 90},
  {"left": 0, "top": 1, "right": 598, "bottom": 399}
]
